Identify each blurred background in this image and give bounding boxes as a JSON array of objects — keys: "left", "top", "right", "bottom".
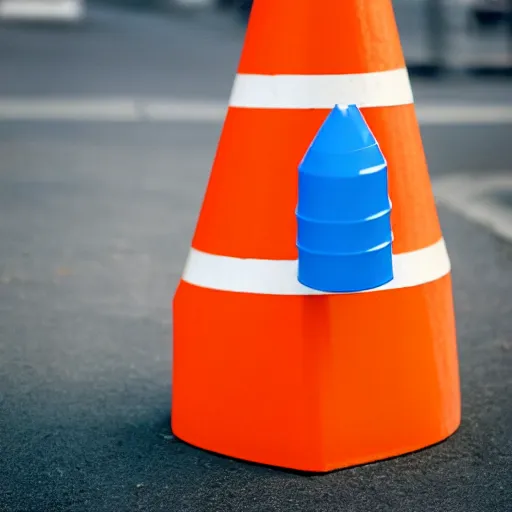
[{"left": 0, "top": 1, "right": 511, "bottom": 511}]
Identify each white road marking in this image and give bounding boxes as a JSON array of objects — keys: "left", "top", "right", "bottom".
[
  {"left": 0, "top": 99, "right": 142, "bottom": 121},
  {"left": 0, "top": 98, "right": 227, "bottom": 122},
  {"left": 0, "top": 98, "right": 511, "bottom": 125},
  {"left": 416, "top": 105, "right": 512, "bottom": 125},
  {"left": 433, "top": 172, "right": 512, "bottom": 242},
  {"left": 0, "top": 0, "right": 84, "bottom": 21}
]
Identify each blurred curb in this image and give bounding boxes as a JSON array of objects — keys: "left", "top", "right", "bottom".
[
  {"left": 89, "top": 0, "right": 160, "bottom": 11},
  {"left": 406, "top": 63, "right": 512, "bottom": 78},
  {"left": 89, "top": 0, "right": 215, "bottom": 14},
  {"left": 407, "top": 63, "right": 447, "bottom": 78},
  {"left": 465, "top": 66, "right": 512, "bottom": 77}
]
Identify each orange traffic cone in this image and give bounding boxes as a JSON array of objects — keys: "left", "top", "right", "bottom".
[{"left": 172, "top": 0, "right": 461, "bottom": 472}]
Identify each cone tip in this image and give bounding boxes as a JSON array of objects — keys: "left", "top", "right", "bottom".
[{"left": 301, "top": 103, "right": 377, "bottom": 165}]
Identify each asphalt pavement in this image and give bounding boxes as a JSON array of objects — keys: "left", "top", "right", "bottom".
[{"left": 0, "top": 3, "right": 511, "bottom": 512}]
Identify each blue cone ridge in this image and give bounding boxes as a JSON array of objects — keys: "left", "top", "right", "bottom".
[{"left": 296, "top": 104, "right": 394, "bottom": 293}]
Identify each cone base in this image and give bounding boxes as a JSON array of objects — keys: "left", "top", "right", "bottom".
[
  {"left": 172, "top": 421, "right": 460, "bottom": 473},
  {"left": 172, "top": 275, "right": 461, "bottom": 473}
]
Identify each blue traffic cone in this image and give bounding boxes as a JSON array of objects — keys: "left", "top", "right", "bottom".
[{"left": 296, "top": 104, "right": 394, "bottom": 293}]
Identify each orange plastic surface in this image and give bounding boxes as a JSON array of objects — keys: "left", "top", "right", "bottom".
[
  {"left": 193, "top": 105, "right": 442, "bottom": 259},
  {"left": 173, "top": 276, "right": 460, "bottom": 472},
  {"left": 238, "top": 0, "right": 405, "bottom": 75}
]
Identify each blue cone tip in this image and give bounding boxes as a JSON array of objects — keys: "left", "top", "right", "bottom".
[
  {"left": 299, "top": 104, "right": 384, "bottom": 178},
  {"left": 303, "top": 104, "right": 376, "bottom": 157}
]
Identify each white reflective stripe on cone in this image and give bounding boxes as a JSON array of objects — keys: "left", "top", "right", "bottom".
[
  {"left": 181, "top": 238, "right": 451, "bottom": 295},
  {"left": 229, "top": 68, "right": 415, "bottom": 110}
]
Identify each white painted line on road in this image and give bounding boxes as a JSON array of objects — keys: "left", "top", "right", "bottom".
[
  {"left": 433, "top": 172, "right": 512, "bottom": 242},
  {"left": 0, "top": 98, "right": 512, "bottom": 125},
  {"left": 0, "top": 0, "right": 84, "bottom": 21},
  {"left": 416, "top": 105, "right": 512, "bottom": 126},
  {"left": 142, "top": 101, "right": 228, "bottom": 122},
  {"left": 0, "top": 98, "right": 227, "bottom": 123},
  {"left": 0, "top": 99, "right": 141, "bottom": 121}
]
